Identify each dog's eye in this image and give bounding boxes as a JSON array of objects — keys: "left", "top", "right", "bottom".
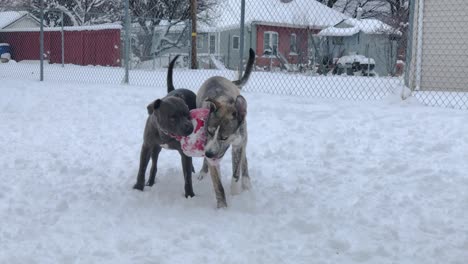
[
  {"left": 207, "top": 129, "right": 215, "bottom": 136},
  {"left": 220, "top": 135, "right": 228, "bottom": 141}
]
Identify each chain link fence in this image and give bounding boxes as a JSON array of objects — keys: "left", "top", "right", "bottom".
[{"left": 0, "top": 0, "right": 467, "bottom": 109}]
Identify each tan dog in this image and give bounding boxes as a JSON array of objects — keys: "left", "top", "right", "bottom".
[{"left": 197, "top": 49, "right": 255, "bottom": 208}]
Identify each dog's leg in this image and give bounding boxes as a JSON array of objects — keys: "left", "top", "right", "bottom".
[
  {"left": 146, "top": 145, "right": 162, "bottom": 187},
  {"left": 180, "top": 152, "right": 195, "bottom": 198},
  {"left": 241, "top": 146, "right": 251, "bottom": 191},
  {"left": 209, "top": 164, "right": 227, "bottom": 208},
  {"left": 240, "top": 124, "right": 251, "bottom": 191},
  {"left": 231, "top": 145, "right": 243, "bottom": 195},
  {"left": 198, "top": 158, "right": 209, "bottom": 180},
  {"left": 133, "top": 144, "right": 152, "bottom": 191}
]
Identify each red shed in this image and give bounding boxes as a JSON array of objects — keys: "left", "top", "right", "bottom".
[{"left": 0, "top": 24, "right": 121, "bottom": 67}]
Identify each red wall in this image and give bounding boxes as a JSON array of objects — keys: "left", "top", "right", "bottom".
[
  {"left": 255, "top": 25, "right": 319, "bottom": 68},
  {"left": 0, "top": 29, "right": 121, "bottom": 67}
]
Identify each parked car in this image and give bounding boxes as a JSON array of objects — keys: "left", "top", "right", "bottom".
[
  {"left": 333, "top": 54, "right": 376, "bottom": 76},
  {"left": 0, "top": 43, "right": 11, "bottom": 63}
]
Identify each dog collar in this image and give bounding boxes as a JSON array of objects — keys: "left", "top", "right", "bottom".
[{"left": 159, "top": 128, "right": 182, "bottom": 141}]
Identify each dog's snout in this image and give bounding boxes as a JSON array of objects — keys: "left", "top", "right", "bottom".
[{"left": 205, "top": 151, "right": 215, "bottom": 159}]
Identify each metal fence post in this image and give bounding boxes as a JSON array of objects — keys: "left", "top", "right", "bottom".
[
  {"left": 404, "top": 0, "right": 416, "bottom": 88},
  {"left": 123, "top": 0, "right": 130, "bottom": 84},
  {"left": 39, "top": 0, "right": 44, "bottom": 81},
  {"left": 61, "top": 11, "right": 65, "bottom": 67},
  {"left": 414, "top": 0, "right": 424, "bottom": 91},
  {"left": 238, "top": 0, "right": 246, "bottom": 77}
]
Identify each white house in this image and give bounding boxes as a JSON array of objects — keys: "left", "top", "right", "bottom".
[
  {"left": 0, "top": 11, "right": 41, "bottom": 30},
  {"left": 317, "top": 18, "right": 400, "bottom": 76}
]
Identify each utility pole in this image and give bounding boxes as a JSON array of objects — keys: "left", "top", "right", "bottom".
[{"left": 190, "top": 0, "right": 198, "bottom": 69}]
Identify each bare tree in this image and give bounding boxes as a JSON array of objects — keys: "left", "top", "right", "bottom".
[
  {"left": 330, "top": 0, "right": 387, "bottom": 18},
  {"left": 377, "top": 0, "right": 409, "bottom": 60}
]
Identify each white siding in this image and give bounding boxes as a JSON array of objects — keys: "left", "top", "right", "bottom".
[
  {"left": 4, "top": 16, "right": 40, "bottom": 29},
  {"left": 410, "top": 0, "right": 468, "bottom": 91}
]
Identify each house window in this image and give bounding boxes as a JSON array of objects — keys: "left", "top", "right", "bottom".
[
  {"left": 197, "top": 34, "right": 203, "bottom": 49},
  {"left": 290, "top": 33, "right": 297, "bottom": 54},
  {"left": 264, "top": 31, "right": 278, "bottom": 55},
  {"left": 333, "top": 36, "right": 344, "bottom": 45},
  {"left": 232, "top": 35, "right": 240, "bottom": 50},
  {"left": 209, "top": 35, "right": 216, "bottom": 54}
]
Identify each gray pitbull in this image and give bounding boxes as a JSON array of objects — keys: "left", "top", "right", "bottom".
[
  {"left": 197, "top": 48, "right": 255, "bottom": 208},
  {"left": 133, "top": 55, "right": 197, "bottom": 198}
]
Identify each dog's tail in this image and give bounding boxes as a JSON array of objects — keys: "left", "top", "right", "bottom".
[
  {"left": 167, "top": 55, "right": 180, "bottom": 93},
  {"left": 232, "top": 48, "right": 255, "bottom": 89}
]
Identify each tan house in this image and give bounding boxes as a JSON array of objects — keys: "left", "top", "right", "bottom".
[{"left": 407, "top": 0, "right": 468, "bottom": 92}]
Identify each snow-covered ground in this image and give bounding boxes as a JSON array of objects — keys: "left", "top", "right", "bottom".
[
  {"left": 0, "top": 60, "right": 401, "bottom": 98},
  {"left": 1, "top": 76, "right": 468, "bottom": 263}
]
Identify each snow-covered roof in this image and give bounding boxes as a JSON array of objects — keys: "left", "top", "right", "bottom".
[
  {"left": 153, "top": 0, "right": 348, "bottom": 33},
  {"left": 318, "top": 18, "right": 398, "bottom": 36},
  {"left": 213, "top": 0, "right": 348, "bottom": 30},
  {"left": 0, "top": 11, "right": 29, "bottom": 29},
  {"left": 0, "top": 23, "right": 122, "bottom": 32}
]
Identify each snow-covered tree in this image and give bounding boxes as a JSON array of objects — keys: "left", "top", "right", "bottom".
[
  {"left": 129, "top": 0, "right": 219, "bottom": 61},
  {"left": 0, "top": 0, "right": 30, "bottom": 11},
  {"left": 28, "top": 0, "right": 120, "bottom": 26}
]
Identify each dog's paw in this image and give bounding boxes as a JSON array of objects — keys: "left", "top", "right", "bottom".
[
  {"left": 133, "top": 182, "right": 145, "bottom": 191},
  {"left": 146, "top": 179, "right": 156, "bottom": 187},
  {"left": 216, "top": 200, "right": 228, "bottom": 209},
  {"left": 197, "top": 170, "right": 208, "bottom": 181},
  {"left": 242, "top": 177, "right": 252, "bottom": 191},
  {"left": 185, "top": 185, "right": 195, "bottom": 198},
  {"left": 185, "top": 190, "right": 195, "bottom": 198},
  {"left": 230, "top": 177, "right": 242, "bottom": 195}
]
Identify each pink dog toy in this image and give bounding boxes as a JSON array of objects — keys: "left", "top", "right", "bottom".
[{"left": 178, "top": 108, "right": 210, "bottom": 157}]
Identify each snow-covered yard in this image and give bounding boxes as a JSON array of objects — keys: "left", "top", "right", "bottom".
[
  {"left": 0, "top": 60, "right": 401, "bottom": 99},
  {"left": 1, "top": 76, "right": 467, "bottom": 263}
]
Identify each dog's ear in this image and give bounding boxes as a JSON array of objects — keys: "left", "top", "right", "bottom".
[
  {"left": 235, "top": 95, "right": 247, "bottom": 123},
  {"left": 147, "top": 99, "right": 162, "bottom": 115},
  {"left": 205, "top": 98, "right": 221, "bottom": 113}
]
